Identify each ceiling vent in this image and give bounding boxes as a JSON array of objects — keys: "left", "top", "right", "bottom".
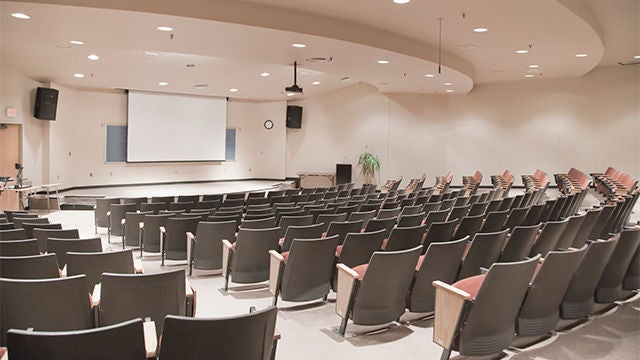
[{"left": 618, "top": 61, "right": 640, "bottom": 66}]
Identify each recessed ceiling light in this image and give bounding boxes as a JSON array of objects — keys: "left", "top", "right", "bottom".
[
  {"left": 11, "top": 13, "right": 30, "bottom": 20},
  {"left": 473, "top": 27, "right": 488, "bottom": 33},
  {"left": 635, "top": 55, "right": 640, "bottom": 59},
  {"left": 73, "top": 73, "right": 85, "bottom": 78},
  {"left": 157, "top": 26, "right": 173, "bottom": 32},
  {"left": 158, "top": 82, "right": 168, "bottom": 86},
  {"left": 70, "top": 40, "right": 84, "bottom": 45},
  {"left": 312, "top": 81, "right": 320, "bottom": 85},
  {"left": 393, "top": 0, "right": 411, "bottom": 4},
  {"left": 292, "top": 43, "right": 306, "bottom": 48},
  {"left": 286, "top": 93, "right": 295, "bottom": 97},
  {"left": 443, "top": 82, "right": 453, "bottom": 86},
  {"left": 445, "top": 89, "right": 454, "bottom": 93},
  {"left": 377, "top": 60, "right": 389, "bottom": 64},
  {"left": 529, "top": 64, "right": 540, "bottom": 68},
  {"left": 575, "top": 53, "right": 588, "bottom": 58},
  {"left": 87, "top": 54, "right": 100, "bottom": 61},
  {"left": 424, "top": 74, "right": 435, "bottom": 78},
  {"left": 260, "top": 72, "right": 270, "bottom": 77},
  {"left": 516, "top": 49, "right": 529, "bottom": 54},
  {"left": 524, "top": 74, "right": 534, "bottom": 78},
  {"left": 229, "top": 88, "right": 238, "bottom": 92}
]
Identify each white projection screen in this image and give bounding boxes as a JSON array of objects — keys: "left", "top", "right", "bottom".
[{"left": 127, "top": 90, "right": 227, "bottom": 162}]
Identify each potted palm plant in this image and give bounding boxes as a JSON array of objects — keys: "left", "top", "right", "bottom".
[{"left": 358, "top": 149, "right": 380, "bottom": 185}]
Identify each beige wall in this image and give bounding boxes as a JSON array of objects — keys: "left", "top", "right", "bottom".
[{"left": 288, "top": 65, "right": 640, "bottom": 186}]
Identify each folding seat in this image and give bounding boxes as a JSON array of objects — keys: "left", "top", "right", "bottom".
[
  {"left": 438, "top": 198, "right": 456, "bottom": 212},
  {"left": 0, "top": 239, "right": 40, "bottom": 256},
  {"left": 499, "top": 224, "right": 541, "bottom": 262},
  {"left": 240, "top": 216, "right": 277, "bottom": 229},
  {"left": 151, "top": 195, "right": 175, "bottom": 203},
  {"left": 509, "top": 193, "right": 525, "bottom": 210},
  {"left": 160, "top": 217, "right": 200, "bottom": 265},
  {"left": 158, "top": 306, "right": 278, "bottom": 360},
  {"left": 432, "top": 256, "right": 539, "bottom": 359},
  {"left": 108, "top": 203, "right": 138, "bottom": 242},
  {"left": 560, "top": 237, "right": 618, "bottom": 320},
  {"left": 98, "top": 269, "right": 187, "bottom": 336},
  {"left": 202, "top": 194, "right": 224, "bottom": 202},
  {"left": 193, "top": 199, "right": 222, "bottom": 210},
  {"left": 67, "top": 249, "right": 136, "bottom": 292},
  {"left": 122, "top": 211, "right": 153, "bottom": 248},
  {"left": 140, "top": 202, "right": 168, "bottom": 214},
  {"left": 4, "top": 210, "right": 30, "bottom": 223},
  {"left": 457, "top": 229, "right": 509, "bottom": 280},
  {"left": 94, "top": 198, "right": 121, "bottom": 233},
  {"left": 186, "top": 220, "right": 236, "bottom": 275},
  {"left": 363, "top": 217, "right": 396, "bottom": 238},
  {"left": 279, "top": 223, "right": 325, "bottom": 253},
  {"left": 167, "top": 201, "right": 194, "bottom": 212},
  {"left": 423, "top": 209, "right": 449, "bottom": 230},
  {"left": 223, "top": 227, "right": 281, "bottom": 291},
  {"left": 397, "top": 212, "right": 425, "bottom": 228},
  {"left": 503, "top": 206, "right": 530, "bottom": 231},
  {"left": 267, "top": 190, "right": 287, "bottom": 198},
  {"left": 383, "top": 224, "right": 426, "bottom": 252},
  {"left": 348, "top": 210, "right": 377, "bottom": 229},
  {"left": 480, "top": 209, "right": 509, "bottom": 233},
  {"left": 47, "top": 237, "right": 103, "bottom": 269},
  {"left": 447, "top": 205, "right": 470, "bottom": 225},
  {"left": 0, "top": 228, "right": 28, "bottom": 241},
  {"left": 497, "top": 196, "right": 515, "bottom": 212},
  {"left": 177, "top": 194, "right": 200, "bottom": 203},
  {"left": 291, "top": 193, "right": 311, "bottom": 203},
  {"left": 547, "top": 195, "right": 568, "bottom": 221},
  {"left": 270, "top": 235, "right": 339, "bottom": 305},
  {"left": 335, "top": 246, "right": 421, "bottom": 336},
  {"left": 278, "top": 214, "right": 313, "bottom": 238},
  {"left": 453, "top": 214, "right": 485, "bottom": 240},
  {"left": 623, "top": 246, "right": 640, "bottom": 290},
  {"left": 588, "top": 203, "right": 616, "bottom": 240},
  {"left": 326, "top": 220, "right": 364, "bottom": 245},
  {"left": 468, "top": 201, "right": 489, "bottom": 216},
  {"left": 520, "top": 203, "right": 545, "bottom": 226},
  {"left": 422, "top": 219, "right": 458, "bottom": 251},
  {"left": 406, "top": 238, "right": 467, "bottom": 313},
  {"left": 248, "top": 191, "right": 266, "bottom": 199},
  {"left": 0, "top": 275, "right": 94, "bottom": 346},
  {"left": 0, "top": 222, "right": 14, "bottom": 230},
  {"left": 529, "top": 218, "right": 569, "bottom": 257},
  {"left": 554, "top": 212, "right": 587, "bottom": 250},
  {"left": 516, "top": 247, "right": 587, "bottom": 338},
  {"left": 0, "top": 253, "right": 60, "bottom": 279},
  {"left": 23, "top": 223, "right": 63, "bottom": 247},
  {"left": 222, "top": 197, "right": 245, "bottom": 208},
  {"left": 376, "top": 207, "right": 401, "bottom": 220},
  {"left": 246, "top": 197, "right": 270, "bottom": 206},
  {"left": 140, "top": 213, "right": 173, "bottom": 256},
  {"left": 207, "top": 212, "right": 243, "bottom": 230},
  {"left": 315, "top": 213, "right": 348, "bottom": 233},
  {"left": 335, "top": 204, "right": 360, "bottom": 218},
  {"left": 334, "top": 229, "right": 387, "bottom": 276},
  {"left": 595, "top": 229, "right": 640, "bottom": 303}
]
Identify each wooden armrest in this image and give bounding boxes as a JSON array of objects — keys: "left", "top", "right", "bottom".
[
  {"left": 186, "top": 232, "right": 195, "bottom": 241},
  {"left": 106, "top": 210, "right": 111, "bottom": 217},
  {"left": 143, "top": 319, "right": 158, "bottom": 358},
  {"left": 134, "top": 258, "right": 144, "bottom": 273},
  {"left": 222, "top": 240, "right": 233, "bottom": 278},
  {"left": 186, "top": 232, "right": 195, "bottom": 268},
  {"left": 121, "top": 218, "right": 126, "bottom": 225},
  {"left": 432, "top": 280, "right": 471, "bottom": 349},
  {"left": 269, "top": 250, "right": 285, "bottom": 295},
  {"left": 159, "top": 226, "right": 166, "bottom": 234},
  {"left": 335, "top": 263, "right": 359, "bottom": 319},
  {"left": 91, "top": 283, "right": 101, "bottom": 306},
  {"left": 60, "top": 264, "right": 67, "bottom": 277},
  {"left": 139, "top": 222, "right": 144, "bottom": 229}
]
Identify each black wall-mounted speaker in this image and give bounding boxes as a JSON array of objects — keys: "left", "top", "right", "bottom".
[
  {"left": 336, "top": 164, "right": 352, "bottom": 185},
  {"left": 34, "top": 87, "right": 59, "bottom": 120},
  {"left": 286, "top": 105, "right": 302, "bottom": 129}
]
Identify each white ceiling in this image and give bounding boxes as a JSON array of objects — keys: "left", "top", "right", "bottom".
[{"left": 1, "top": 0, "right": 637, "bottom": 101}]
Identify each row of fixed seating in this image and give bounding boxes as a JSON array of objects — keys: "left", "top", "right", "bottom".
[
  {"left": 461, "top": 170, "right": 483, "bottom": 196},
  {"left": 522, "top": 168, "right": 551, "bottom": 205},
  {"left": 592, "top": 166, "right": 638, "bottom": 197},
  {"left": 491, "top": 169, "right": 515, "bottom": 198},
  {"left": 555, "top": 167, "right": 591, "bottom": 195}
]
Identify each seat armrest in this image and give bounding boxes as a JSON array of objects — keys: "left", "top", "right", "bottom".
[
  {"left": 106, "top": 210, "right": 111, "bottom": 217},
  {"left": 186, "top": 232, "right": 195, "bottom": 268},
  {"left": 133, "top": 258, "right": 144, "bottom": 273},
  {"left": 143, "top": 319, "right": 158, "bottom": 358},
  {"left": 121, "top": 218, "right": 126, "bottom": 225},
  {"left": 269, "top": 250, "right": 285, "bottom": 295},
  {"left": 222, "top": 239, "right": 233, "bottom": 278},
  {"left": 335, "top": 263, "right": 359, "bottom": 319},
  {"left": 432, "top": 280, "right": 472, "bottom": 350},
  {"left": 185, "top": 278, "right": 196, "bottom": 316},
  {"left": 91, "top": 283, "right": 102, "bottom": 307}
]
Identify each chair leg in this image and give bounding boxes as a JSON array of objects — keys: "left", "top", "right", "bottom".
[
  {"left": 122, "top": 223, "right": 125, "bottom": 250},
  {"left": 440, "top": 348, "right": 452, "bottom": 360},
  {"left": 273, "top": 295, "right": 279, "bottom": 306},
  {"left": 224, "top": 273, "right": 230, "bottom": 291},
  {"left": 338, "top": 316, "right": 349, "bottom": 337},
  {"left": 107, "top": 227, "right": 111, "bottom": 243}
]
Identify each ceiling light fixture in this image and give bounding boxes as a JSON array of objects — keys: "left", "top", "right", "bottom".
[
  {"left": 87, "top": 54, "right": 100, "bottom": 60},
  {"left": 312, "top": 81, "right": 320, "bottom": 85},
  {"left": 524, "top": 74, "right": 534, "bottom": 78},
  {"left": 443, "top": 82, "right": 453, "bottom": 86},
  {"left": 635, "top": 55, "right": 640, "bottom": 59},
  {"left": 158, "top": 82, "right": 168, "bottom": 86},
  {"left": 516, "top": 49, "right": 529, "bottom": 54},
  {"left": 11, "top": 12, "right": 30, "bottom": 19},
  {"left": 157, "top": 26, "right": 173, "bottom": 32},
  {"left": 260, "top": 72, "right": 270, "bottom": 77},
  {"left": 425, "top": 74, "right": 435, "bottom": 78},
  {"left": 70, "top": 40, "right": 85, "bottom": 45},
  {"left": 529, "top": 64, "right": 540, "bottom": 68},
  {"left": 286, "top": 93, "right": 295, "bottom": 97},
  {"left": 393, "top": 0, "right": 411, "bottom": 4},
  {"left": 473, "top": 27, "right": 488, "bottom": 33},
  {"left": 575, "top": 53, "right": 588, "bottom": 58},
  {"left": 292, "top": 43, "right": 306, "bottom": 48},
  {"left": 445, "top": 89, "right": 454, "bottom": 93},
  {"left": 73, "top": 73, "right": 85, "bottom": 78},
  {"left": 377, "top": 60, "right": 389, "bottom": 64},
  {"left": 229, "top": 88, "right": 238, "bottom": 92}
]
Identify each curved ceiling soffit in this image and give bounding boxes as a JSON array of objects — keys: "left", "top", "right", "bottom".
[
  {"left": 554, "top": 0, "right": 605, "bottom": 65},
  {"left": 19, "top": 0, "right": 475, "bottom": 86}
]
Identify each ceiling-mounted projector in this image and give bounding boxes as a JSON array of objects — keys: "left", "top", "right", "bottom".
[{"left": 285, "top": 61, "right": 303, "bottom": 94}]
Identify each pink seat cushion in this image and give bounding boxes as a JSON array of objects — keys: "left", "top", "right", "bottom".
[
  {"left": 381, "top": 238, "right": 389, "bottom": 250},
  {"left": 281, "top": 251, "right": 290, "bottom": 262},
  {"left": 452, "top": 274, "right": 486, "bottom": 299},
  {"left": 335, "top": 245, "right": 343, "bottom": 257},
  {"left": 352, "top": 263, "right": 369, "bottom": 280},
  {"left": 415, "top": 255, "right": 425, "bottom": 271}
]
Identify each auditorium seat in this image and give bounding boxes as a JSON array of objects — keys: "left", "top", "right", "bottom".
[
  {"left": 0, "top": 253, "right": 60, "bottom": 279},
  {"left": 0, "top": 228, "right": 28, "bottom": 241},
  {"left": 279, "top": 223, "right": 325, "bottom": 253},
  {"left": 595, "top": 228, "right": 640, "bottom": 303},
  {"left": 383, "top": 224, "right": 426, "bottom": 252},
  {"left": 457, "top": 229, "right": 509, "bottom": 280},
  {"left": 47, "top": 237, "right": 103, "bottom": 269},
  {"left": 499, "top": 224, "right": 541, "bottom": 262},
  {"left": 325, "top": 220, "right": 363, "bottom": 246},
  {"left": 0, "top": 239, "right": 40, "bottom": 256},
  {"left": 33, "top": 228, "right": 79, "bottom": 254},
  {"left": 160, "top": 217, "right": 200, "bottom": 265},
  {"left": 223, "top": 227, "right": 281, "bottom": 291},
  {"left": 66, "top": 250, "right": 136, "bottom": 292},
  {"left": 139, "top": 213, "right": 173, "bottom": 256},
  {"left": 187, "top": 220, "right": 236, "bottom": 275}
]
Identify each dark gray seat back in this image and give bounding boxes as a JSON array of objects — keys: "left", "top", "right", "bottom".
[
  {"left": 13, "top": 215, "right": 46, "bottom": 229},
  {"left": 124, "top": 211, "right": 153, "bottom": 246},
  {"left": 0, "top": 239, "right": 40, "bottom": 256},
  {"left": 280, "top": 222, "right": 325, "bottom": 252},
  {"left": 326, "top": 220, "right": 364, "bottom": 245},
  {"left": 529, "top": 218, "right": 569, "bottom": 257},
  {"left": 0, "top": 253, "right": 59, "bottom": 279},
  {"left": 384, "top": 224, "right": 427, "bottom": 252},
  {"left": 503, "top": 206, "right": 530, "bottom": 231},
  {"left": 164, "top": 217, "right": 200, "bottom": 260},
  {"left": 571, "top": 207, "right": 602, "bottom": 247},
  {"left": 422, "top": 219, "right": 458, "bottom": 251},
  {"left": 555, "top": 213, "right": 587, "bottom": 250},
  {"left": 338, "top": 229, "right": 387, "bottom": 269},
  {"left": 499, "top": 224, "right": 541, "bottom": 262},
  {"left": 24, "top": 223, "right": 62, "bottom": 246},
  {"left": 278, "top": 215, "right": 313, "bottom": 238},
  {"left": 348, "top": 210, "right": 377, "bottom": 229},
  {"left": 0, "top": 228, "right": 28, "bottom": 241},
  {"left": 96, "top": 198, "right": 123, "bottom": 229},
  {"left": 363, "top": 218, "right": 396, "bottom": 238},
  {"left": 480, "top": 210, "right": 509, "bottom": 232},
  {"left": 47, "top": 237, "right": 103, "bottom": 268},
  {"left": 240, "top": 216, "right": 276, "bottom": 229},
  {"left": 191, "top": 221, "right": 237, "bottom": 271},
  {"left": 109, "top": 204, "right": 138, "bottom": 236},
  {"left": 454, "top": 214, "right": 485, "bottom": 240},
  {"left": 457, "top": 229, "right": 509, "bottom": 280},
  {"left": 33, "top": 228, "right": 79, "bottom": 254},
  {"left": 596, "top": 228, "right": 640, "bottom": 302},
  {"left": 231, "top": 227, "right": 281, "bottom": 284},
  {"left": 67, "top": 250, "right": 135, "bottom": 292},
  {"left": 141, "top": 213, "right": 173, "bottom": 253}
]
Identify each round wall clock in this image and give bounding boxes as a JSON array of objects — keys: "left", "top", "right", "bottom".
[{"left": 264, "top": 120, "right": 274, "bottom": 130}]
